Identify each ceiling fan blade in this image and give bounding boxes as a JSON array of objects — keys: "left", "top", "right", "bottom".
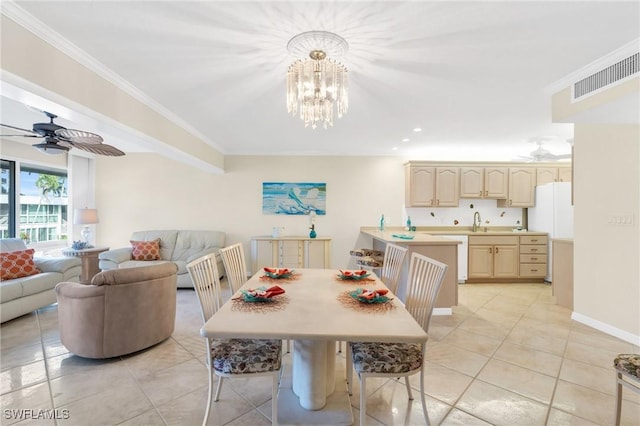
[
  {"left": 0, "top": 123, "right": 41, "bottom": 136},
  {"left": 55, "top": 128, "right": 103, "bottom": 144},
  {"left": 70, "top": 142, "right": 125, "bottom": 156}
]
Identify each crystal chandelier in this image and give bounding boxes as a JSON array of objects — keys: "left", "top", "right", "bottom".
[{"left": 286, "top": 31, "right": 349, "bottom": 129}]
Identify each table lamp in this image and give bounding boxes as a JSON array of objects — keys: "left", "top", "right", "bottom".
[{"left": 74, "top": 208, "right": 99, "bottom": 246}]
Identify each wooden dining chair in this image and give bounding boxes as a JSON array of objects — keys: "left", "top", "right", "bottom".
[
  {"left": 187, "top": 253, "right": 282, "bottom": 426},
  {"left": 339, "top": 243, "right": 409, "bottom": 353},
  {"left": 220, "top": 242, "right": 291, "bottom": 353},
  {"left": 379, "top": 243, "right": 409, "bottom": 294},
  {"left": 346, "top": 252, "right": 448, "bottom": 426},
  {"left": 219, "top": 243, "right": 248, "bottom": 293},
  {"left": 614, "top": 353, "right": 640, "bottom": 425}
]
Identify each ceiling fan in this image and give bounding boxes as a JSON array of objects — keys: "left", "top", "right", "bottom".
[
  {"left": 517, "top": 138, "right": 571, "bottom": 162},
  {"left": 0, "top": 111, "right": 125, "bottom": 156}
]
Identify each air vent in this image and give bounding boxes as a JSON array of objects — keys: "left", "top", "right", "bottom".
[{"left": 573, "top": 52, "right": 639, "bottom": 100}]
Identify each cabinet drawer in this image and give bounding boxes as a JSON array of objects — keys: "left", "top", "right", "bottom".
[
  {"left": 519, "top": 235, "right": 548, "bottom": 245},
  {"left": 469, "top": 235, "right": 518, "bottom": 245},
  {"left": 520, "top": 245, "right": 547, "bottom": 254},
  {"left": 520, "top": 264, "right": 547, "bottom": 277},
  {"left": 520, "top": 254, "right": 546, "bottom": 263}
]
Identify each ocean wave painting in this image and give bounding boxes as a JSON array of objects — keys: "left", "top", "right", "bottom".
[{"left": 262, "top": 182, "right": 326, "bottom": 215}]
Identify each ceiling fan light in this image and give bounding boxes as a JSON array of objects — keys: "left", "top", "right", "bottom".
[{"left": 32, "top": 142, "right": 70, "bottom": 155}]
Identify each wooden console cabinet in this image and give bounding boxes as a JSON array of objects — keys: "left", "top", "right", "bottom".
[{"left": 250, "top": 236, "right": 331, "bottom": 274}]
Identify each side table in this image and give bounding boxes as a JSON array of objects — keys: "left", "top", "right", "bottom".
[{"left": 62, "top": 246, "right": 109, "bottom": 284}]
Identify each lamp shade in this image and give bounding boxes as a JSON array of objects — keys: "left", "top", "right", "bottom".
[{"left": 74, "top": 208, "right": 99, "bottom": 225}]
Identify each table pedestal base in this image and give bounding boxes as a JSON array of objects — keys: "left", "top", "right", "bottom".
[{"left": 278, "top": 342, "right": 352, "bottom": 425}]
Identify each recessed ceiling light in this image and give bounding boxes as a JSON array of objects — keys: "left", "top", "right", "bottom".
[
  {"left": 413, "top": 127, "right": 422, "bottom": 132},
  {"left": 402, "top": 138, "right": 410, "bottom": 142}
]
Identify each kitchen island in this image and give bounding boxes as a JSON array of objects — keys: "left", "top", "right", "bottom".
[{"left": 360, "top": 227, "right": 460, "bottom": 314}]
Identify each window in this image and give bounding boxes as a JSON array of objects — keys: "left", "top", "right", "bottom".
[{"left": 0, "top": 159, "right": 68, "bottom": 245}]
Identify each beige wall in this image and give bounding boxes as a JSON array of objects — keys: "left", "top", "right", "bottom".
[
  {"left": 573, "top": 123, "right": 640, "bottom": 340},
  {"left": 95, "top": 154, "right": 407, "bottom": 268}
]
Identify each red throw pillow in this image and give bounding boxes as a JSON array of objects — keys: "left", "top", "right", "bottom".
[
  {"left": 0, "top": 248, "right": 40, "bottom": 280},
  {"left": 130, "top": 239, "right": 161, "bottom": 261}
]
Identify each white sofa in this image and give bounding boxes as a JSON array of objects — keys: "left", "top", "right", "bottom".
[
  {"left": 1, "top": 238, "right": 82, "bottom": 323},
  {"left": 98, "top": 230, "right": 226, "bottom": 288}
]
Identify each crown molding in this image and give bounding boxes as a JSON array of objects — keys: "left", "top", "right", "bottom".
[
  {"left": 1, "top": 1, "right": 226, "bottom": 154},
  {"left": 545, "top": 38, "right": 640, "bottom": 95}
]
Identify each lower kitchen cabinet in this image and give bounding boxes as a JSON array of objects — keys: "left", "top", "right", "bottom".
[
  {"left": 468, "top": 236, "right": 519, "bottom": 279},
  {"left": 250, "top": 236, "right": 331, "bottom": 274},
  {"left": 519, "top": 235, "right": 548, "bottom": 279}
]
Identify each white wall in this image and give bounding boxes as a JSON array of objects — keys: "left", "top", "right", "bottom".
[
  {"left": 95, "top": 154, "right": 408, "bottom": 268},
  {"left": 573, "top": 123, "right": 639, "bottom": 344}
]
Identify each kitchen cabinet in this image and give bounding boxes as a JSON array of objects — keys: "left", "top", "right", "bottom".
[
  {"left": 537, "top": 167, "right": 572, "bottom": 186},
  {"left": 498, "top": 167, "right": 536, "bottom": 207},
  {"left": 459, "top": 167, "right": 508, "bottom": 199},
  {"left": 468, "top": 235, "right": 519, "bottom": 279},
  {"left": 536, "top": 168, "right": 558, "bottom": 186},
  {"left": 250, "top": 236, "right": 331, "bottom": 274},
  {"left": 405, "top": 165, "right": 459, "bottom": 207},
  {"left": 519, "top": 235, "right": 547, "bottom": 279},
  {"left": 558, "top": 167, "right": 572, "bottom": 183}
]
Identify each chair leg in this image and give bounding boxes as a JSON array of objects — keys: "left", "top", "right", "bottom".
[
  {"left": 272, "top": 371, "right": 279, "bottom": 426},
  {"left": 419, "top": 367, "right": 430, "bottom": 426},
  {"left": 214, "top": 376, "right": 224, "bottom": 402},
  {"left": 405, "top": 376, "right": 413, "bottom": 400},
  {"left": 203, "top": 364, "right": 213, "bottom": 426},
  {"left": 359, "top": 374, "right": 367, "bottom": 426},
  {"left": 286, "top": 339, "right": 290, "bottom": 353},
  {"left": 615, "top": 372, "right": 622, "bottom": 426},
  {"left": 338, "top": 340, "right": 342, "bottom": 353}
]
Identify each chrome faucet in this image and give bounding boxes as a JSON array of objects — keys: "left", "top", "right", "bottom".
[{"left": 473, "top": 211, "right": 481, "bottom": 232}]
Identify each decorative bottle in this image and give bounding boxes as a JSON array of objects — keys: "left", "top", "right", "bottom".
[
  {"left": 406, "top": 216, "right": 412, "bottom": 231},
  {"left": 379, "top": 214, "right": 385, "bottom": 231},
  {"left": 309, "top": 224, "right": 317, "bottom": 239}
]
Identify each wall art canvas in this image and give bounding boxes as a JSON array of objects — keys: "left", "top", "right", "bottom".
[{"left": 262, "top": 182, "right": 326, "bottom": 215}]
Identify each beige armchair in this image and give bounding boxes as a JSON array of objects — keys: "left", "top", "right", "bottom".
[{"left": 55, "top": 263, "right": 178, "bottom": 359}]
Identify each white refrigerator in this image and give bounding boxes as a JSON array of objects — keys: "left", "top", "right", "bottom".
[{"left": 527, "top": 182, "right": 573, "bottom": 282}]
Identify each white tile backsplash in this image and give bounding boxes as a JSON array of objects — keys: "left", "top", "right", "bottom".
[{"left": 405, "top": 199, "right": 524, "bottom": 228}]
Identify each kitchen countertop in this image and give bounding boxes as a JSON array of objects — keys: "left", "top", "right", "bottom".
[
  {"left": 361, "top": 227, "right": 548, "bottom": 240},
  {"left": 360, "top": 228, "right": 460, "bottom": 245}
]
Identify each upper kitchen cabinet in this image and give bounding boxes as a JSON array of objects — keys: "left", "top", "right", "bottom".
[
  {"left": 406, "top": 164, "right": 459, "bottom": 207},
  {"left": 558, "top": 167, "right": 572, "bottom": 183},
  {"left": 537, "top": 166, "right": 572, "bottom": 186},
  {"left": 498, "top": 167, "right": 536, "bottom": 207},
  {"left": 460, "top": 167, "right": 509, "bottom": 199}
]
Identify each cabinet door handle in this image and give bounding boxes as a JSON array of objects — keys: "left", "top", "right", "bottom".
[
  {"left": 479, "top": 191, "right": 483, "bottom": 196},
  {"left": 531, "top": 269, "right": 538, "bottom": 272},
  {"left": 509, "top": 199, "right": 513, "bottom": 206},
  {"left": 485, "top": 190, "right": 488, "bottom": 196},
  {"left": 436, "top": 199, "right": 440, "bottom": 205},
  {"left": 531, "top": 239, "right": 538, "bottom": 242},
  {"left": 531, "top": 248, "right": 538, "bottom": 252},
  {"left": 495, "top": 247, "right": 499, "bottom": 253},
  {"left": 531, "top": 257, "right": 538, "bottom": 261}
]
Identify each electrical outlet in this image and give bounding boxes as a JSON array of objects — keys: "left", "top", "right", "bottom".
[{"left": 607, "top": 214, "right": 635, "bottom": 225}]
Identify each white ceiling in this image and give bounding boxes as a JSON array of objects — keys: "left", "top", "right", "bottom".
[{"left": 1, "top": 1, "right": 639, "bottom": 161}]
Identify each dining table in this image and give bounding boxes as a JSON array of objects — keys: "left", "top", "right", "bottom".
[{"left": 200, "top": 267, "right": 428, "bottom": 425}]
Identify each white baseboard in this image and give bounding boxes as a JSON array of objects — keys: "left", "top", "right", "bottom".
[
  {"left": 571, "top": 312, "right": 640, "bottom": 346},
  {"left": 433, "top": 308, "right": 453, "bottom": 316}
]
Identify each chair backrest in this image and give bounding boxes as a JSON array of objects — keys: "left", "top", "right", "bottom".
[
  {"left": 404, "top": 253, "right": 448, "bottom": 333},
  {"left": 379, "top": 243, "right": 408, "bottom": 294},
  {"left": 186, "top": 253, "right": 224, "bottom": 324},
  {"left": 219, "top": 243, "right": 248, "bottom": 293}
]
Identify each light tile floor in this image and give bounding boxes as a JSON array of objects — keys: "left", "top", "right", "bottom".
[{"left": 2, "top": 282, "right": 639, "bottom": 425}]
